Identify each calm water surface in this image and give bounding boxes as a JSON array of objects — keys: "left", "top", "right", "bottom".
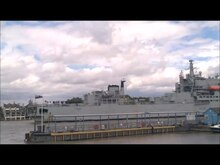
[{"left": 0, "top": 120, "right": 220, "bottom": 144}]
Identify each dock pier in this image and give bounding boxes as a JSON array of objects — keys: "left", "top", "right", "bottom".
[
  {"left": 25, "top": 111, "right": 204, "bottom": 143},
  {"left": 50, "top": 126, "right": 175, "bottom": 142}
]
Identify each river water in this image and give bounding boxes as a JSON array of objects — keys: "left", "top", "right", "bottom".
[{"left": 0, "top": 120, "right": 219, "bottom": 144}]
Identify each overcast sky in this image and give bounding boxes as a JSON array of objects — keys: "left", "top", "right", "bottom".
[{"left": 1, "top": 21, "right": 219, "bottom": 104}]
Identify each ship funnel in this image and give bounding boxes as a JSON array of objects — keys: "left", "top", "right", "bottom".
[{"left": 120, "top": 79, "right": 126, "bottom": 96}]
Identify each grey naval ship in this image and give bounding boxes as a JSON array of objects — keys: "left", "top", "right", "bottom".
[{"left": 27, "top": 60, "right": 220, "bottom": 118}]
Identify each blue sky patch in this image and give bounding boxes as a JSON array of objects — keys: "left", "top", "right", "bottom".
[
  {"left": 15, "top": 45, "right": 26, "bottom": 51},
  {"left": 168, "top": 44, "right": 186, "bottom": 52},
  {"left": 181, "top": 34, "right": 198, "bottom": 41},
  {"left": 167, "top": 61, "right": 188, "bottom": 70},
  {"left": 67, "top": 64, "right": 97, "bottom": 70},
  {"left": 181, "top": 26, "right": 219, "bottom": 41},
  {"left": 1, "top": 42, "right": 7, "bottom": 50},
  {"left": 200, "top": 27, "right": 219, "bottom": 40},
  {"left": 34, "top": 54, "right": 41, "bottom": 62},
  {"left": 3, "top": 21, "right": 63, "bottom": 27},
  {"left": 190, "top": 56, "right": 210, "bottom": 62}
]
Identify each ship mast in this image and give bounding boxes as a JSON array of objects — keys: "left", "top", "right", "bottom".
[{"left": 189, "top": 60, "right": 195, "bottom": 95}]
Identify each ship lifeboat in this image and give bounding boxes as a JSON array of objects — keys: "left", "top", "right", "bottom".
[{"left": 208, "top": 86, "right": 220, "bottom": 91}]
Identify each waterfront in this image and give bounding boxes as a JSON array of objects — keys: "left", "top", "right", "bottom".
[{"left": 0, "top": 120, "right": 219, "bottom": 144}]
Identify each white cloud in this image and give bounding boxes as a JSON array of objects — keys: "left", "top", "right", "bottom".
[
  {"left": 1, "top": 21, "right": 219, "bottom": 103},
  {"left": 111, "top": 21, "right": 190, "bottom": 45}
]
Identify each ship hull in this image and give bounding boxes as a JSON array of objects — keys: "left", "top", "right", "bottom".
[{"left": 32, "top": 102, "right": 211, "bottom": 117}]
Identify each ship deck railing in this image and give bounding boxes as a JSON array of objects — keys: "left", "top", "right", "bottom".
[{"left": 33, "top": 111, "right": 204, "bottom": 133}]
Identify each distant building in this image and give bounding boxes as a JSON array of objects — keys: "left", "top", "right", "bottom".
[
  {"left": 3, "top": 103, "right": 25, "bottom": 120},
  {"left": 203, "top": 107, "right": 220, "bottom": 125}
]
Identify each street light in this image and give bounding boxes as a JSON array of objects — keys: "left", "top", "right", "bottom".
[{"left": 35, "top": 95, "right": 44, "bottom": 132}]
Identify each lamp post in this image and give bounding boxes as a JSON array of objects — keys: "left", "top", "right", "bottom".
[
  {"left": 41, "top": 97, "right": 44, "bottom": 132},
  {"left": 35, "top": 95, "right": 43, "bottom": 132}
]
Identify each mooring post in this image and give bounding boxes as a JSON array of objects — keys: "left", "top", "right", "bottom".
[
  {"left": 75, "top": 116, "right": 77, "bottom": 131},
  {"left": 117, "top": 115, "right": 119, "bottom": 128},
  {"left": 55, "top": 116, "right": 57, "bottom": 132},
  {"left": 99, "top": 115, "right": 102, "bottom": 130},
  {"left": 108, "top": 115, "right": 110, "bottom": 129},
  {"left": 168, "top": 113, "right": 169, "bottom": 125},
  {"left": 82, "top": 116, "right": 84, "bottom": 131},
  {"left": 144, "top": 113, "right": 146, "bottom": 125},
  {"left": 175, "top": 113, "right": 177, "bottom": 125},
  {"left": 126, "top": 114, "right": 128, "bottom": 128},
  {"left": 136, "top": 114, "right": 138, "bottom": 127}
]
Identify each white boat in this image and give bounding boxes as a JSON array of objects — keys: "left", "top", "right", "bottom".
[{"left": 209, "top": 123, "right": 220, "bottom": 133}]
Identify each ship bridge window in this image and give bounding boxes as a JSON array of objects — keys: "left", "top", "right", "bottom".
[{"left": 39, "top": 108, "right": 48, "bottom": 114}]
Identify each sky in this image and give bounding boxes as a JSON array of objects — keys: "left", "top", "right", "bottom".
[{"left": 1, "top": 21, "right": 219, "bottom": 104}]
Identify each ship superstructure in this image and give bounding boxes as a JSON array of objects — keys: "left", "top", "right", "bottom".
[
  {"left": 82, "top": 60, "right": 220, "bottom": 106},
  {"left": 173, "top": 60, "right": 220, "bottom": 105},
  {"left": 83, "top": 79, "right": 126, "bottom": 105}
]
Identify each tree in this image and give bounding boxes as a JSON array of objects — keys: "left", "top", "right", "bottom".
[
  {"left": 66, "top": 97, "right": 83, "bottom": 104},
  {"left": 0, "top": 106, "right": 4, "bottom": 120}
]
